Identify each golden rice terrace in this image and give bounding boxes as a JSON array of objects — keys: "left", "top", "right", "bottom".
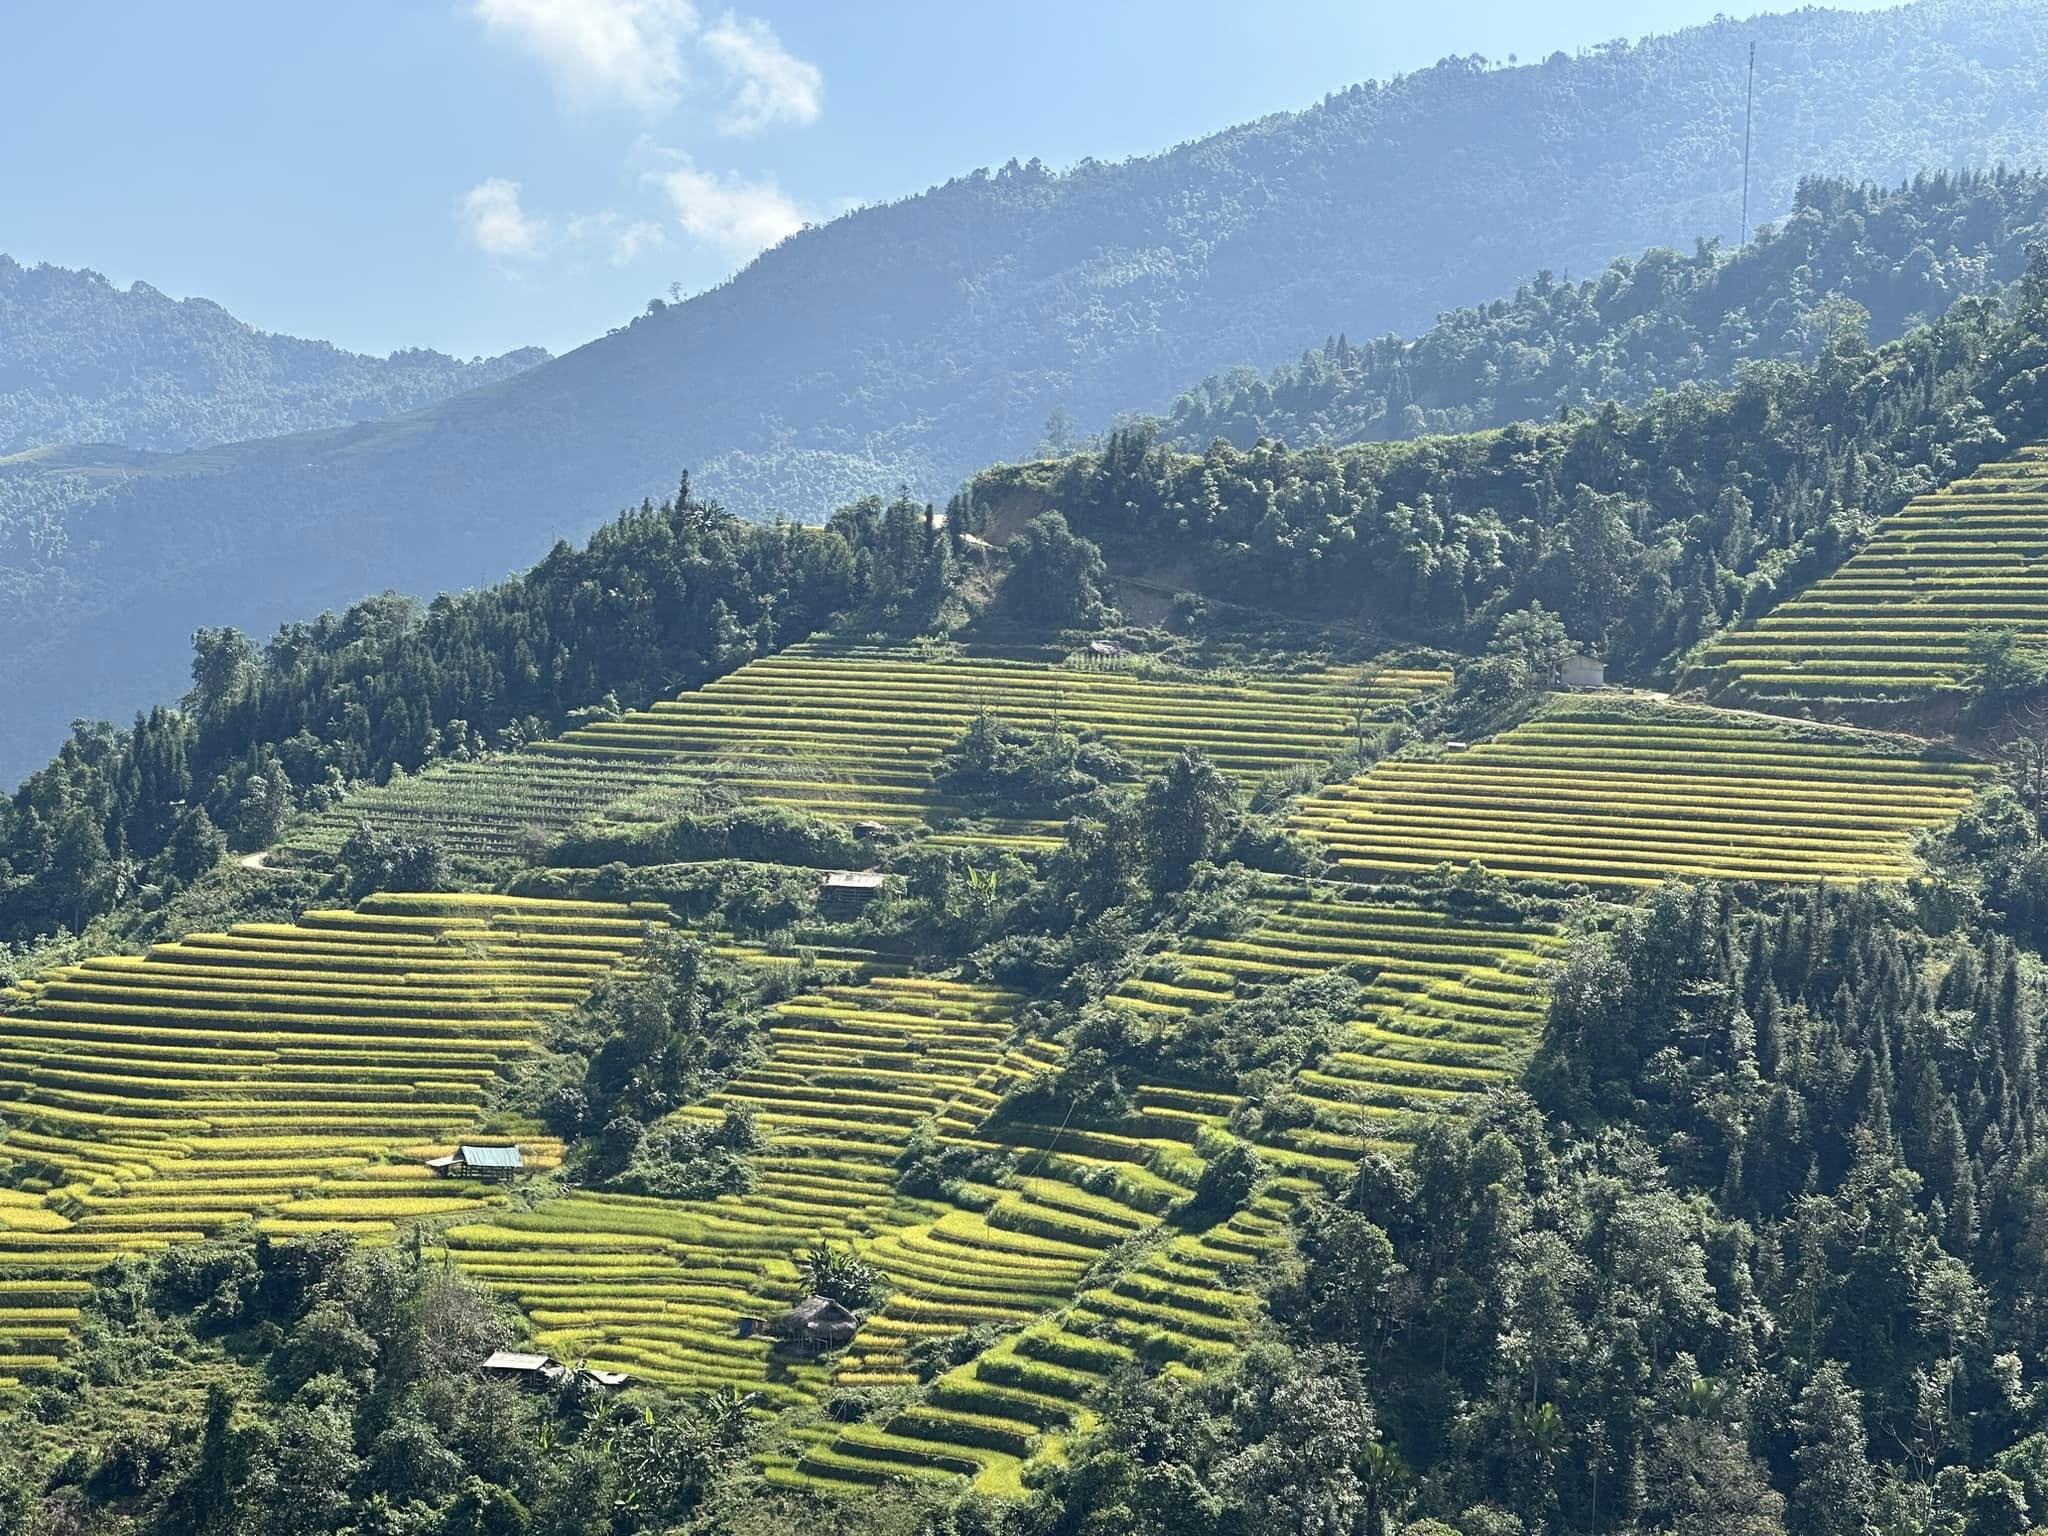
[
  {"left": 1291, "top": 701, "right": 1986, "bottom": 888},
  {"left": 289, "top": 642, "right": 1448, "bottom": 861},
  {"left": 0, "top": 893, "right": 655, "bottom": 1385},
  {"left": 1701, "top": 445, "right": 2048, "bottom": 703}
]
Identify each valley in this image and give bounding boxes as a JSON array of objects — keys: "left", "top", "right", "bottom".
[{"left": 14, "top": 4, "right": 2048, "bottom": 1531}]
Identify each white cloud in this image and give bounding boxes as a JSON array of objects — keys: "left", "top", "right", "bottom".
[
  {"left": 460, "top": 177, "right": 551, "bottom": 258},
  {"left": 461, "top": 180, "right": 667, "bottom": 270},
  {"left": 654, "top": 155, "right": 805, "bottom": 257},
  {"left": 700, "top": 12, "right": 822, "bottom": 134},
  {"left": 567, "top": 211, "right": 669, "bottom": 265},
  {"left": 472, "top": 0, "right": 697, "bottom": 112}
]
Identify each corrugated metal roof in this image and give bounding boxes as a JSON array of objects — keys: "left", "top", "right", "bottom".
[
  {"left": 483, "top": 1351, "right": 552, "bottom": 1372},
  {"left": 460, "top": 1145, "right": 524, "bottom": 1168},
  {"left": 820, "top": 872, "right": 886, "bottom": 890}
]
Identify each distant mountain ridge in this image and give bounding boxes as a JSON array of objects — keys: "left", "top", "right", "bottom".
[
  {"left": 8, "top": 0, "right": 2048, "bottom": 784},
  {"left": 1161, "top": 169, "right": 2048, "bottom": 451},
  {"left": 0, "top": 255, "right": 547, "bottom": 454}
]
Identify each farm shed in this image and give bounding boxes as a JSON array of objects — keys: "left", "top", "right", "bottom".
[
  {"left": 778, "top": 1294, "right": 861, "bottom": 1352},
  {"left": 818, "top": 870, "right": 887, "bottom": 916},
  {"left": 480, "top": 1350, "right": 553, "bottom": 1382},
  {"left": 1086, "top": 639, "right": 1125, "bottom": 658},
  {"left": 426, "top": 1144, "right": 525, "bottom": 1181},
  {"left": 1560, "top": 653, "right": 1606, "bottom": 689},
  {"left": 480, "top": 1350, "right": 628, "bottom": 1389}
]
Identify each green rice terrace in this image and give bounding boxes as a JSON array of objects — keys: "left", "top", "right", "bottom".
[
  {"left": 0, "top": 591, "right": 2008, "bottom": 1504},
  {"left": 434, "top": 962, "right": 1298, "bottom": 1496},
  {"left": 286, "top": 641, "right": 1450, "bottom": 862},
  {"left": 427, "top": 882, "right": 1573, "bottom": 1497},
  {"left": 1699, "top": 444, "right": 2048, "bottom": 703},
  {"left": 734, "top": 890, "right": 1567, "bottom": 1495},
  {"left": 1111, "top": 887, "right": 1566, "bottom": 1167},
  {"left": 0, "top": 892, "right": 656, "bottom": 1386},
  {"left": 1290, "top": 700, "right": 1988, "bottom": 888}
]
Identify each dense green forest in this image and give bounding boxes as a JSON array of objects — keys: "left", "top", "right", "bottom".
[
  {"left": 0, "top": 256, "right": 545, "bottom": 455},
  {"left": 10, "top": 0, "right": 2048, "bottom": 781},
  {"left": 1164, "top": 171, "right": 2048, "bottom": 450}
]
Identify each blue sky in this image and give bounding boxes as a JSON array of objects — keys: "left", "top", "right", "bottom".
[{"left": 1, "top": 0, "right": 1903, "bottom": 360}]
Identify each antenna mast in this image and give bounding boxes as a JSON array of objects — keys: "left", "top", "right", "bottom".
[{"left": 1740, "top": 40, "right": 1756, "bottom": 246}]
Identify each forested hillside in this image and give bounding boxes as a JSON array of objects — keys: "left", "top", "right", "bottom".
[
  {"left": 9, "top": 0, "right": 2048, "bottom": 783},
  {"left": 980, "top": 248, "right": 2048, "bottom": 684},
  {"left": 17, "top": 59, "right": 2048, "bottom": 1528},
  {"left": 0, "top": 256, "right": 546, "bottom": 454},
  {"left": 1164, "top": 170, "right": 2048, "bottom": 450}
]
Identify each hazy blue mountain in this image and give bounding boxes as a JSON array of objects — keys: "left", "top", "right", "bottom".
[
  {"left": 0, "top": 256, "right": 547, "bottom": 455},
  {"left": 8, "top": 0, "right": 2048, "bottom": 784}
]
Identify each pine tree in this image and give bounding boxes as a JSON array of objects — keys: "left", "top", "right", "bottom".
[{"left": 1790, "top": 1363, "right": 1876, "bottom": 1536}]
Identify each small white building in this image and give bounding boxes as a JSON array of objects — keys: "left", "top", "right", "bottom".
[{"left": 1560, "top": 653, "right": 1606, "bottom": 689}]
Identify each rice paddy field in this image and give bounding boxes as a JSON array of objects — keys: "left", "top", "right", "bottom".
[
  {"left": 1110, "top": 887, "right": 1566, "bottom": 1169},
  {"left": 0, "top": 892, "right": 657, "bottom": 1385},
  {"left": 767, "top": 888, "right": 1567, "bottom": 1496},
  {"left": 434, "top": 962, "right": 1296, "bottom": 1496},
  {"left": 1700, "top": 446, "right": 2048, "bottom": 703},
  {"left": 285, "top": 642, "right": 1449, "bottom": 862},
  {"left": 439, "top": 974, "right": 1044, "bottom": 1406},
  {"left": 1291, "top": 701, "right": 1987, "bottom": 888}
]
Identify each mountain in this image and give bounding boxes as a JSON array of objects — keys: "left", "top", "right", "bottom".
[
  {"left": 9, "top": 0, "right": 2048, "bottom": 785},
  {"left": 1161, "top": 169, "right": 2048, "bottom": 451},
  {"left": 0, "top": 256, "right": 547, "bottom": 455}
]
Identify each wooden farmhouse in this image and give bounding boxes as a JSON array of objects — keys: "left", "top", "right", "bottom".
[{"left": 426, "top": 1144, "right": 525, "bottom": 1182}]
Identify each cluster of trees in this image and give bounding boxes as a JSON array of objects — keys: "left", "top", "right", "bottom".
[
  {"left": 0, "top": 255, "right": 547, "bottom": 457},
  {"left": 1166, "top": 170, "right": 2048, "bottom": 450},
  {"left": 934, "top": 713, "right": 1134, "bottom": 818},
  {"left": 0, "top": 1232, "right": 761, "bottom": 1536},
  {"left": 878, "top": 747, "right": 1313, "bottom": 977},
  {"left": 982, "top": 251, "right": 2048, "bottom": 680},
  {"left": 534, "top": 933, "right": 763, "bottom": 1165},
  {"left": 1015, "top": 877, "right": 2048, "bottom": 1536}
]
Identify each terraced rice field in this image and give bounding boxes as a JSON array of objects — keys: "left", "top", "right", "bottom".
[
  {"left": 441, "top": 975, "right": 1043, "bottom": 1403},
  {"left": 288, "top": 643, "right": 1448, "bottom": 861},
  {"left": 437, "top": 966, "right": 1285, "bottom": 1496},
  {"left": 777, "top": 891, "right": 1566, "bottom": 1496},
  {"left": 0, "top": 893, "right": 656, "bottom": 1384},
  {"left": 785, "top": 1066, "right": 1290, "bottom": 1497},
  {"left": 1292, "top": 702, "right": 1986, "bottom": 888},
  {"left": 1110, "top": 889, "right": 1565, "bottom": 1169},
  {"left": 1701, "top": 446, "right": 2048, "bottom": 702}
]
